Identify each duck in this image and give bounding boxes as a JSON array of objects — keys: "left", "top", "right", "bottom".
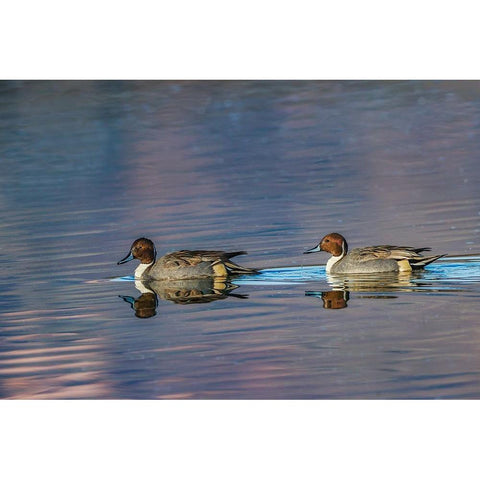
[
  {"left": 304, "top": 232, "right": 445, "bottom": 274},
  {"left": 117, "top": 237, "right": 258, "bottom": 280}
]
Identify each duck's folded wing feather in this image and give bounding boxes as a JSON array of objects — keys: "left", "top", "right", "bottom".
[
  {"left": 354, "top": 245, "right": 432, "bottom": 261},
  {"left": 162, "top": 250, "right": 247, "bottom": 268}
]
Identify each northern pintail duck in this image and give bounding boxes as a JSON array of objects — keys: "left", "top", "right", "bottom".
[
  {"left": 304, "top": 232, "right": 445, "bottom": 274},
  {"left": 117, "top": 238, "right": 258, "bottom": 280}
]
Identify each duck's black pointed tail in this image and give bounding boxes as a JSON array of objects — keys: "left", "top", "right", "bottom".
[
  {"left": 410, "top": 254, "right": 446, "bottom": 269},
  {"left": 223, "top": 251, "right": 259, "bottom": 275},
  {"left": 225, "top": 261, "right": 259, "bottom": 275}
]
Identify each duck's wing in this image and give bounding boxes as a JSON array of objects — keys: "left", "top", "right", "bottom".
[
  {"left": 161, "top": 250, "right": 254, "bottom": 273},
  {"left": 353, "top": 245, "right": 432, "bottom": 261},
  {"left": 161, "top": 251, "right": 216, "bottom": 268}
]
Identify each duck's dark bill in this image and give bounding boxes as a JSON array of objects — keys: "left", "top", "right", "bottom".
[
  {"left": 117, "top": 252, "right": 134, "bottom": 264},
  {"left": 304, "top": 244, "right": 321, "bottom": 254}
]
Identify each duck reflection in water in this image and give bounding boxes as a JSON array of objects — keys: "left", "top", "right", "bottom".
[
  {"left": 305, "top": 290, "right": 350, "bottom": 309},
  {"left": 305, "top": 271, "right": 433, "bottom": 309},
  {"left": 120, "top": 278, "right": 248, "bottom": 317},
  {"left": 120, "top": 291, "right": 158, "bottom": 318}
]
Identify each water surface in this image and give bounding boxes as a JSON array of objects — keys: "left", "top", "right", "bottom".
[{"left": 1, "top": 80, "right": 480, "bottom": 398}]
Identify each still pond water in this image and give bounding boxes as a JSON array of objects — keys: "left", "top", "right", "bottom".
[{"left": 1, "top": 80, "right": 480, "bottom": 399}]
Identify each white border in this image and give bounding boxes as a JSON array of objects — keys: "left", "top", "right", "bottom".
[
  {"left": 1, "top": 400, "right": 478, "bottom": 479},
  {"left": 2, "top": 1, "right": 480, "bottom": 79}
]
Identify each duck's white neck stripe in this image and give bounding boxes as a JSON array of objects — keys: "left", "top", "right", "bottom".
[
  {"left": 134, "top": 261, "right": 153, "bottom": 279},
  {"left": 326, "top": 241, "right": 346, "bottom": 273},
  {"left": 326, "top": 255, "right": 342, "bottom": 273}
]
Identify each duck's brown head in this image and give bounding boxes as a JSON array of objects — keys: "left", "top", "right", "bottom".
[
  {"left": 304, "top": 232, "right": 348, "bottom": 257},
  {"left": 117, "top": 238, "right": 157, "bottom": 265}
]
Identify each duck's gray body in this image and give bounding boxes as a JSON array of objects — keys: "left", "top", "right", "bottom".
[
  {"left": 118, "top": 238, "right": 257, "bottom": 281},
  {"left": 327, "top": 245, "right": 443, "bottom": 274},
  {"left": 138, "top": 250, "right": 254, "bottom": 280},
  {"left": 305, "top": 233, "right": 445, "bottom": 274}
]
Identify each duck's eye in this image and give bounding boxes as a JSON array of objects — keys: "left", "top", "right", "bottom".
[{"left": 325, "top": 239, "right": 329, "bottom": 243}]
